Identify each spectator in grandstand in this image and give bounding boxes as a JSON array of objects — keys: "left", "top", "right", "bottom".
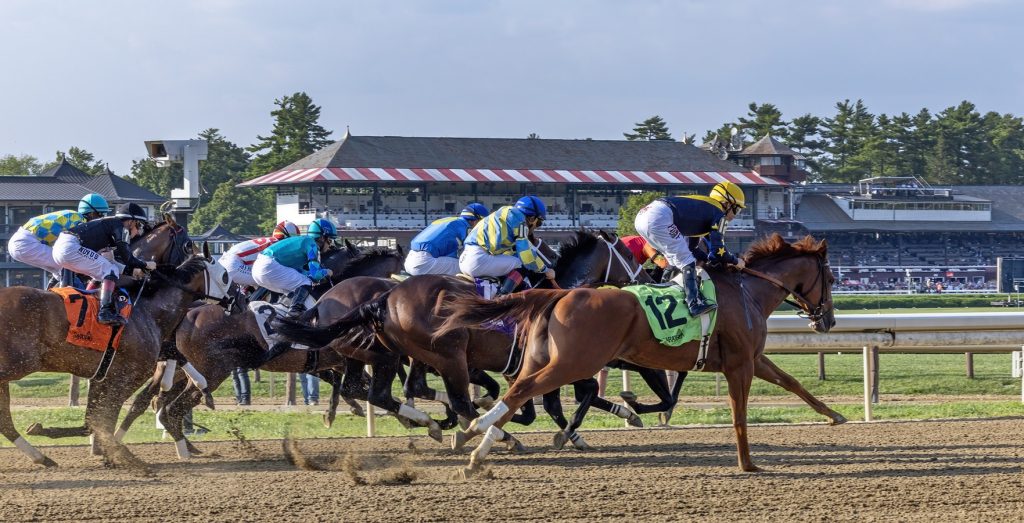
[
  {"left": 7, "top": 194, "right": 110, "bottom": 285},
  {"left": 52, "top": 203, "right": 157, "bottom": 325},
  {"left": 404, "top": 203, "right": 489, "bottom": 276},
  {"left": 460, "top": 195, "right": 554, "bottom": 296},
  {"left": 252, "top": 218, "right": 335, "bottom": 318},
  {"left": 218, "top": 220, "right": 299, "bottom": 291},
  {"left": 634, "top": 181, "right": 746, "bottom": 316}
]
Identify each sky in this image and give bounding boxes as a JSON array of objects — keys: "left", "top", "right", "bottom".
[{"left": 1, "top": 0, "right": 1022, "bottom": 176}]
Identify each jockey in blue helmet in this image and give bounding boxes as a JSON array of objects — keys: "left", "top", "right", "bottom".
[
  {"left": 8, "top": 193, "right": 111, "bottom": 282},
  {"left": 252, "top": 218, "right": 337, "bottom": 317},
  {"left": 405, "top": 202, "right": 490, "bottom": 276},
  {"left": 460, "top": 195, "right": 553, "bottom": 295}
]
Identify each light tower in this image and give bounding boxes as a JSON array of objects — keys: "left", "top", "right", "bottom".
[{"left": 144, "top": 139, "right": 208, "bottom": 227}]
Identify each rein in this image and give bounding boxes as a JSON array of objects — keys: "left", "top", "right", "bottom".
[
  {"left": 740, "top": 259, "right": 830, "bottom": 322},
  {"left": 147, "top": 266, "right": 229, "bottom": 307},
  {"left": 600, "top": 236, "right": 644, "bottom": 284}
]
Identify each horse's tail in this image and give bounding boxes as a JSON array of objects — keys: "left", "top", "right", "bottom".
[
  {"left": 272, "top": 289, "right": 392, "bottom": 349},
  {"left": 433, "top": 288, "right": 570, "bottom": 344}
]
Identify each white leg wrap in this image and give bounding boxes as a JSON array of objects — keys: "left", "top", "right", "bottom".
[
  {"left": 433, "top": 391, "right": 450, "bottom": 406},
  {"left": 398, "top": 404, "right": 431, "bottom": 426},
  {"left": 471, "top": 425, "right": 505, "bottom": 464},
  {"left": 469, "top": 401, "right": 509, "bottom": 433},
  {"left": 114, "top": 427, "right": 127, "bottom": 442},
  {"left": 181, "top": 362, "right": 208, "bottom": 391},
  {"left": 175, "top": 439, "right": 191, "bottom": 460},
  {"left": 13, "top": 436, "right": 45, "bottom": 463},
  {"left": 155, "top": 408, "right": 165, "bottom": 430},
  {"left": 610, "top": 403, "right": 630, "bottom": 419},
  {"left": 160, "top": 360, "right": 177, "bottom": 391}
]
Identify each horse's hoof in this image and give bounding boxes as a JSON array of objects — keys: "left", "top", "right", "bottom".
[
  {"left": 505, "top": 437, "right": 526, "bottom": 453},
  {"left": 619, "top": 391, "right": 637, "bottom": 403},
  {"left": 456, "top": 465, "right": 477, "bottom": 480},
  {"left": 830, "top": 414, "right": 848, "bottom": 426},
  {"left": 350, "top": 405, "right": 365, "bottom": 417},
  {"left": 569, "top": 432, "right": 591, "bottom": 451},
  {"left": 394, "top": 414, "right": 415, "bottom": 430},
  {"left": 203, "top": 392, "right": 216, "bottom": 410},
  {"left": 322, "top": 413, "right": 334, "bottom": 429},
  {"left": 658, "top": 410, "right": 674, "bottom": 427},
  {"left": 474, "top": 396, "right": 494, "bottom": 410},
  {"left": 40, "top": 456, "right": 58, "bottom": 468},
  {"left": 626, "top": 413, "right": 644, "bottom": 428},
  {"left": 25, "top": 423, "right": 43, "bottom": 436},
  {"left": 552, "top": 431, "right": 568, "bottom": 450},
  {"left": 427, "top": 423, "right": 443, "bottom": 443},
  {"left": 451, "top": 430, "right": 468, "bottom": 451},
  {"left": 186, "top": 440, "right": 203, "bottom": 456}
]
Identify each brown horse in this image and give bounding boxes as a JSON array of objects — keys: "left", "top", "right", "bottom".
[
  {"left": 434, "top": 234, "right": 837, "bottom": 476},
  {"left": 21, "top": 220, "right": 223, "bottom": 442},
  {"left": 0, "top": 254, "right": 216, "bottom": 468}
]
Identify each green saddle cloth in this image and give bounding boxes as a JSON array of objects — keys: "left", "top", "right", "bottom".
[{"left": 620, "top": 280, "right": 718, "bottom": 347}]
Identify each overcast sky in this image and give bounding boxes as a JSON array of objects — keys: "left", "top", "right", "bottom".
[{"left": 2, "top": 0, "right": 1021, "bottom": 176}]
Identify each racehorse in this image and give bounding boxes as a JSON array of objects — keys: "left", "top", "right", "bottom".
[
  {"left": 120, "top": 246, "right": 406, "bottom": 457},
  {"left": 21, "top": 218, "right": 226, "bottom": 441},
  {"left": 274, "top": 230, "right": 681, "bottom": 448},
  {"left": 434, "top": 234, "right": 836, "bottom": 476},
  {"left": 0, "top": 253, "right": 220, "bottom": 469}
]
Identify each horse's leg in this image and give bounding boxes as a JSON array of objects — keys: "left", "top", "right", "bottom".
[
  {"left": 116, "top": 378, "right": 160, "bottom": 442},
  {"left": 367, "top": 358, "right": 443, "bottom": 442},
  {"left": 755, "top": 355, "right": 846, "bottom": 425},
  {"left": 468, "top": 368, "right": 499, "bottom": 409},
  {"left": 317, "top": 370, "right": 342, "bottom": 428},
  {"left": 160, "top": 380, "right": 199, "bottom": 460},
  {"left": 85, "top": 379, "right": 148, "bottom": 470},
  {"left": 553, "top": 379, "right": 599, "bottom": 450},
  {"left": 589, "top": 393, "right": 643, "bottom": 427},
  {"left": 508, "top": 397, "right": 536, "bottom": 426},
  {"left": 724, "top": 361, "right": 759, "bottom": 472},
  {"left": 0, "top": 382, "right": 57, "bottom": 467}
]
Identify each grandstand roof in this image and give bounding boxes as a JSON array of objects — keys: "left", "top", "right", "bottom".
[
  {"left": 239, "top": 134, "right": 784, "bottom": 187},
  {"left": 739, "top": 134, "right": 805, "bottom": 159},
  {"left": 797, "top": 190, "right": 1024, "bottom": 232},
  {"left": 0, "top": 159, "right": 164, "bottom": 204}
]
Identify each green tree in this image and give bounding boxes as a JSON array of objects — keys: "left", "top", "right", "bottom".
[
  {"left": 45, "top": 147, "right": 107, "bottom": 175},
  {"left": 786, "top": 114, "right": 825, "bottom": 175},
  {"left": 130, "top": 158, "right": 183, "bottom": 197},
  {"left": 738, "top": 102, "right": 788, "bottom": 142},
  {"left": 0, "top": 154, "right": 42, "bottom": 175},
  {"left": 821, "top": 99, "right": 874, "bottom": 182},
  {"left": 616, "top": 192, "right": 663, "bottom": 237},
  {"left": 190, "top": 174, "right": 274, "bottom": 235},
  {"left": 248, "top": 92, "right": 333, "bottom": 175},
  {"left": 927, "top": 101, "right": 987, "bottom": 184},
  {"left": 624, "top": 116, "right": 672, "bottom": 141}
]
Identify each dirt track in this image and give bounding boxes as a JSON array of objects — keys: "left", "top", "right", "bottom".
[{"left": 2, "top": 418, "right": 1023, "bottom": 522}]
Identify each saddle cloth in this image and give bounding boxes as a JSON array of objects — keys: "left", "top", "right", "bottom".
[
  {"left": 50, "top": 287, "right": 132, "bottom": 351},
  {"left": 619, "top": 280, "right": 718, "bottom": 347}
]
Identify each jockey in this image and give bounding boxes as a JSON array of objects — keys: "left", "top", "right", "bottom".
[
  {"left": 634, "top": 181, "right": 746, "bottom": 316},
  {"left": 460, "top": 195, "right": 554, "bottom": 295},
  {"left": 620, "top": 235, "right": 669, "bottom": 270},
  {"left": 218, "top": 220, "right": 299, "bottom": 289},
  {"left": 52, "top": 203, "right": 157, "bottom": 325},
  {"left": 252, "top": 218, "right": 335, "bottom": 317},
  {"left": 405, "top": 203, "right": 490, "bottom": 276},
  {"left": 7, "top": 193, "right": 110, "bottom": 280}
]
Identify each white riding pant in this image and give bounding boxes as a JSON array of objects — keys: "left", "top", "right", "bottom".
[
  {"left": 52, "top": 233, "right": 123, "bottom": 281},
  {"left": 634, "top": 200, "right": 695, "bottom": 270},
  {"left": 252, "top": 254, "right": 312, "bottom": 295},
  {"left": 459, "top": 245, "right": 522, "bottom": 279},
  {"left": 404, "top": 250, "right": 461, "bottom": 276},
  {"left": 218, "top": 252, "right": 259, "bottom": 288},
  {"left": 8, "top": 228, "right": 61, "bottom": 276}
]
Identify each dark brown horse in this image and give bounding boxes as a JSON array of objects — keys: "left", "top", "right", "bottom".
[
  {"left": 434, "top": 234, "right": 837, "bottom": 476},
  {"left": 0, "top": 254, "right": 216, "bottom": 468}
]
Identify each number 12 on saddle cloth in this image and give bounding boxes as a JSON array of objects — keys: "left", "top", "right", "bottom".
[
  {"left": 50, "top": 287, "right": 132, "bottom": 351},
  {"left": 619, "top": 281, "right": 718, "bottom": 347}
]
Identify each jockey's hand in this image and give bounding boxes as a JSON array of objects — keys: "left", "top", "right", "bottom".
[
  {"left": 733, "top": 258, "right": 746, "bottom": 271},
  {"left": 145, "top": 261, "right": 157, "bottom": 271},
  {"left": 544, "top": 268, "right": 556, "bottom": 280},
  {"left": 326, "top": 269, "right": 333, "bottom": 278},
  {"left": 132, "top": 268, "right": 146, "bottom": 280}
]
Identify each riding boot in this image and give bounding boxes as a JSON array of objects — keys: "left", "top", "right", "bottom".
[
  {"left": 97, "top": 275, "right": 125, "bottom": 326},
  {"left": 498, "top": 270, "right": 525, "bottom": 296},
  {"left": 672, "top": 263, "right": 716, "bottom": 317},
  {"left": 288, "top": 285, "right": 312, "bottom": 318},
  {"left": 249, "top": 286, "right": 270, "bottom": 303}
]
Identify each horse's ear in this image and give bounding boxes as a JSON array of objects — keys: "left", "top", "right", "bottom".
[
  {"left": 164, "top": 213, "right": 176, "bottom": 227},
  {"left": 396, "top": 243, "right": 405, "bottom": 256},
  {"left": 344, "top": 238, "right": 359, "bottom": 255},
  {"left": 202, "top": 241, "right": 211, "bottom": 260},
  {"left": 597, "top": 229, "right": 612, "bottom": 242}
]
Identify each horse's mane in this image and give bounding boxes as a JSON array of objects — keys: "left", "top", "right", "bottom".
[
  {"left": 129, "top": 221, "right": 171, "bottom": 246},
  {"left": 336, "top": 247, "right": 403, "bottom": 279},
  {"left": 553, "top": 230, "right": 598, "bottom": 273},
  {"left": 136, "top": 256, "right": 208, "bottom": 297},
  {"left": 744, "top": 234, "right": 828, "bottom": 265}
]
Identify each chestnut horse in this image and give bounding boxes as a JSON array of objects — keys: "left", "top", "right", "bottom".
[
  {"left": 0, "top": 254, "right": 218, "bottom": 469},
  {"left": 434, "top": 234, "right": 837, "bottom": 476}
]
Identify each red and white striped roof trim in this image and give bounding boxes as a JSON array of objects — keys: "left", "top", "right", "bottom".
[{"left": 238, "top": 167, "right": 785, "bottom": 187}]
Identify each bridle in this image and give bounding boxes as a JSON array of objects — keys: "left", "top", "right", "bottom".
[
  {"left": 599, "top": 236, "right": 645, "bottom": 284},
  {"left": 741, "top": 255, "right": 832, "bottom": 324},
  {"left": 147, "top": 261, "right": 231, "bottom": 307}
]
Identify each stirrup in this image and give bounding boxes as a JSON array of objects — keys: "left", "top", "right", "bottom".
[{"left": 687, "top": 300, "right": 717, "bottom": 317}]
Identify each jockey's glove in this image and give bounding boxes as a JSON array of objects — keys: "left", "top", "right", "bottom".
[
  {"left": 132, "top": 268, "right": 146, "bottom": 279},
  {"left": 145, "top": 261, "right": 157, "bottom": 271},
  {"left": 544, "top": 268, "right": 556, "bottom": 281},
  {"left": 733, "top": 258, "right": 746, "bottom": 270}
]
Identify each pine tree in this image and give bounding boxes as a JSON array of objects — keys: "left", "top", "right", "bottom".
[
  {"left": 248, "top": 92, "right": 333, "bottom": 175},
  {"left": 624, "top": 116, "right": 672, "bottom": 141},
  {"left": 821, "top": 99, "right": 874, "bottom": 182},
  {"left": 928, "top": 101, "right": 987, "bottom": 183},
  {"left": 786, "top": 114, "right": 825, "bottom": 174},
  {"left": 45, "top": 147, "right": 107, "bottom": 175},
  {"left": 738, "top": 102, "right": 788, "bottom": 142}
]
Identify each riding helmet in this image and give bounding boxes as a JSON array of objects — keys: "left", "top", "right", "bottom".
[
  {"left": 78, "top": 193, "right": 111, "bottom": 215},
  {"left": 709, "top": 181, "right": 746, "bottom": 211},
  {"left": 114, "top": 202, "right": 149, "bottom": 222},
  {"left": 459, "top": 202, "right": 490, "bottom": 221},
  {"left": 513, "top": 196, "right": 547, "bottom": 221},
  {"left": 272, "top": 220, "right": 300, "bottom": 239},
  {"left": 306, "top": 218, "right": 338, "bottom": 239}
]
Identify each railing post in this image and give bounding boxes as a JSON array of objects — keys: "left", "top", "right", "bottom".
[
  {"left": 621, "top": 370, "right": 632, "bottom": 427},
  {"left": 965, "top": 352, "right": 975, "bottom": 379},
  {"left": 366, "top": 366, "right": 376, "bottom": 437},
  {"left": 817, "top": 352, "right": 826, "bottom": 381},
  {"left": 871, "top": 346, "right": 880, "bottom": 404},
  {"left": 68, "top": 376, "right": 80, "bottom": 407},
  {"left": 862, "top": 346, "right": 873, "bottom": 422}
]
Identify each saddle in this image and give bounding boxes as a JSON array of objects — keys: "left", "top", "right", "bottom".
[{"left": 50, "top": 287, "right": 132, "bottom": 352}]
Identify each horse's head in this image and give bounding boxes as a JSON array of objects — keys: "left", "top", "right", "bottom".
[
  {"left": 332, "top": 246, "right": 405, "bottom": 281},
  {"left": 552, "top": 229, "right": 649, "bottom": 288},
  {"left": 198, "top": 241, "right": 231, "bottom": 303},
  {"left": 744, "top": 234, "right": 835, "bottom": 333},
  {"left": 320, "top": 241, "right": 361, "bottom": 278},
  {"left": 131, "top": 218, "right": 193, "bottom": 266}
]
